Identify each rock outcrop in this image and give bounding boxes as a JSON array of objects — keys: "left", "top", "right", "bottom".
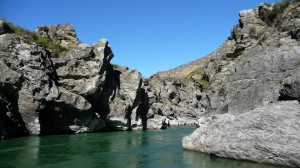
[
  {"left": 1, "top": 20, "right": 202, "bottom": 138},
  {"left": 146, "top": 76, "right": 204, "bottom": 128},
  {"left": 35, "top": 24, "right": 78, "bottom": 49},
  {"left": 1, "top": 2, "right": 300, "bottom": 167},
  {"left": 0, "top": 23, "right": 150, "bottom": 138},
  {"left": 182, "top": 1, "right": 300, "bottom": 167},
  {"left": 183, "top": 101, "right": 300, "bottom": 167}
]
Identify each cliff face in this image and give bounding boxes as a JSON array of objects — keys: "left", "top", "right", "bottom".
[
  {"left": 0, "top": 20, "right": 203, "bottom": 138},
  {"left": 182, "top": 2, "right": 300, "bottom": 167},
  {"left": 0, "top": 23, "right": 149, "bottom": 138},
  {"left": 198, "top": 3, "right": 300, "bottom": 116},
  {"left": 1, "top": 4, "right": 300, "bottom": 162},
  {"left": 158, "top": 2, "right": 300, "bottom": 116}
]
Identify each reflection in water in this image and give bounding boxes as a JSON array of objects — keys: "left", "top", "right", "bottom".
[
  {"left": 0, "top": 127, "right": 279, "bottom": 168},
  {"left": 16, "top": 136, "right": 40, "bottom": 168},
  {"left": 183, "top": 150, "right": 278, "bottom": 168}
]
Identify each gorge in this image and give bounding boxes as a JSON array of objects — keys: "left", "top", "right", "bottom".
[{"left": 1, "top": 1, "right": 300, "bottom": 167}]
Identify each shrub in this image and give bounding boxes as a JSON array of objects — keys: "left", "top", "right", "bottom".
[
  {"left": 295, "top": 61, "right": 300, "bottom": 67},
  {"left": 249, "top": 27, "right": 257, "bottom": 39},
  {"left": 6, "top": 22, "right": 32, "bottom": 37},
  {"left": 33, "top": 34, "right": 68, "bottom": 57},
  {"left": 260, "top": 0, "right": 291, "bottom": 25},
  {"left": 119, "top": 94, "right": 126, "bottom": 101},
  {"left": 197, "top": 79, "right": 210, "bottom": 88},
  {"left": 272, "top": 0, "right": 291, "bottom": 15}
]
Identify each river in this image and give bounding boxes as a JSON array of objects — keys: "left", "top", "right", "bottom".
[{"left": 0, "top": 126, "right": 279, "bottom": 168}]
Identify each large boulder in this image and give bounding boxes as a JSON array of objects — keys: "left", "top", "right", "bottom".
[{"left": 183, "top": 101, "right": 300, "bottom": 167}]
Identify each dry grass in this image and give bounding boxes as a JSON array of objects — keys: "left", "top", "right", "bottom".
[{"left": 6, "top": 22, "right": 68, "bottom": 57}]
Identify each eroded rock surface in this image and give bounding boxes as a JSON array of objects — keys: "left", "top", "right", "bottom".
[
  {"left": 35, "top": 24, "right": 78, "bottom": 49},
  {"left": 182, "top": 2, "right": 300, "bottom": 167},
  {"left": 183, "top": 101, "right": 300, "bottom": 167}
]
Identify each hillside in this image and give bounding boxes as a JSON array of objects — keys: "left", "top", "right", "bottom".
[{"left": 182, "top": 1, "right": 300, "bottom": 167}]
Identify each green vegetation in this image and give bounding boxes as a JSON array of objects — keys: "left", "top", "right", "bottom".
[
  {"left": 119, "top": 94, "right": 126, "bottom": 101},
  {"left": 295, "top": 61, "right": 300, "bottom": 67},
  {"left": 249, "top": 27, "right": 257, "bottom": 39},
  {"left": 277, "top": 80, "right": 284, "bottom": 84},
  {"left": 4, "top": 21, "right": 68, "bottom": 57},
  {"left": 187, "top": 67, "right": 202, "bottom": 78},
  {"left": 261, "top": 0, "right": 292, "bottom": 25},
  {"left": 196, "top": 79, "right": 210, "bottom": 88}
]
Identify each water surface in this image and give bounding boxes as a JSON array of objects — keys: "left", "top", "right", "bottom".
[{"left": 0, "top": 126, "right": 279, "bottom": 168}]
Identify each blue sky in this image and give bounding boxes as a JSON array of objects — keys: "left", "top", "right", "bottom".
[{"left": 1, "top": 0, "right": 277, "bottom": 77}]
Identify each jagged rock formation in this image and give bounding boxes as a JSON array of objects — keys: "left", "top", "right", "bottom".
[
  {"left": 0, "top": 21, "right": 201, "bottom": 138},
  {"left": 1, "top": 2, "right": 300, "bottom": 166},
  {"left": 182, "top": 1, "right": 300, "bottom": 167},
  {"left": 0, "top": 25, "right": 151, "bottom": 138},
  {"left": 146, "top": 76, "right": 204, "bottom": 128},
  {"left": 35, "top": 24, "right": 78, "bottom": 49}
]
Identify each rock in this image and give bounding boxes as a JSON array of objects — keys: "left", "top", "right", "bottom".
[
  {"left": 0, "top": 31, "right": 115, "bottom": 137},
  {"left": 35, "top": 24, "right": 78, "bottom": 49},
  {"left": 145, "top": 76, "right": 204, "bottom": 129},
  {"left": 0, "top": 24, "right": 153, "bottom": 137},
  {"left": 279, "top": 74, "right": 300, "bottom": 101},
  {"left": 183, "top": 101, "right": 300, "bottom": 167},
  {"left": 193, "top": 2, "right": 300, "bottom": 115},
  {"left": 104, "top": 65, "right": 148, "bottom": 131}
]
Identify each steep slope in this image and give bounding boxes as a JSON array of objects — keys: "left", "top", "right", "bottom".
[
  {"left": 182, "top": 1, "right": 300, "bottom": 167},
  {"left": 155, "top": 56, "right": 210, "bottom": 80}
]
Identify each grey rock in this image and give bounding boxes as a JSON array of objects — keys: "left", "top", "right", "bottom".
[
  {"left": 35, "top": 24, "right": 78, "bottom": 49},
  {"left": 0, "top": 32, "right": 116, "bottom": 137},
  {"left": 145, "top": 76, "right": 205, "bottom": 128},
  {"left": 105, "top": 65, "right": 147, "bottom": 131},
  {"left": 279, "top": 71, "right": 300, "bottom": 101},
  {"left": 183, "top": 101, "right": 300, "bottom": 167},
  {"left": 197, "top": 3, "right": 300, "bottom": 115}
]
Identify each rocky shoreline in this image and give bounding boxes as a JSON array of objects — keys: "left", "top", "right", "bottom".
[
  {"left": 1, "top": 1, "right": 300, "bottom": 167},
  {"left": 0, "top": 21, "right": 201, "bottom": 138}
]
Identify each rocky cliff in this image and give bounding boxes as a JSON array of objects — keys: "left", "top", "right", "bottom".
[
  {"left": 0, "top": 22, "right": 142, "bottom": 138},
  {"left": 182, "top": 1, "right": 300, "bottom": 167},
  {"left": 1, "top": 1, "right": 300, "bottom": 166},
  {"left": 0, "top": 20, "right": 203, "bottom": 138}
]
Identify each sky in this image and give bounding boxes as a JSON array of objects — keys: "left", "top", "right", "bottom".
[{"left": 1, "top": 0, "right": 277, "bottom": 77}]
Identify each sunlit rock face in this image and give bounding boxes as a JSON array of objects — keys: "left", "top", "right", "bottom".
[
  {"left": 182, "top": 2, "right": 300, "bottom": 167},
  {"left": 183, "top": 101, "right": 300, "bottom": 167},
  {"left": 1, "top": 22, "right": 199, "bottom": 138},
  {"left": 0, "top": 33, "right": 115, "bottom": 137},
  {"left": 35, "top": 24, "right": 78, "bottom": 49}
]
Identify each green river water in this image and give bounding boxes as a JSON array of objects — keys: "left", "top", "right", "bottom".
[{"left": 0, "top": 126, "right": 279, "bottom": 168}]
